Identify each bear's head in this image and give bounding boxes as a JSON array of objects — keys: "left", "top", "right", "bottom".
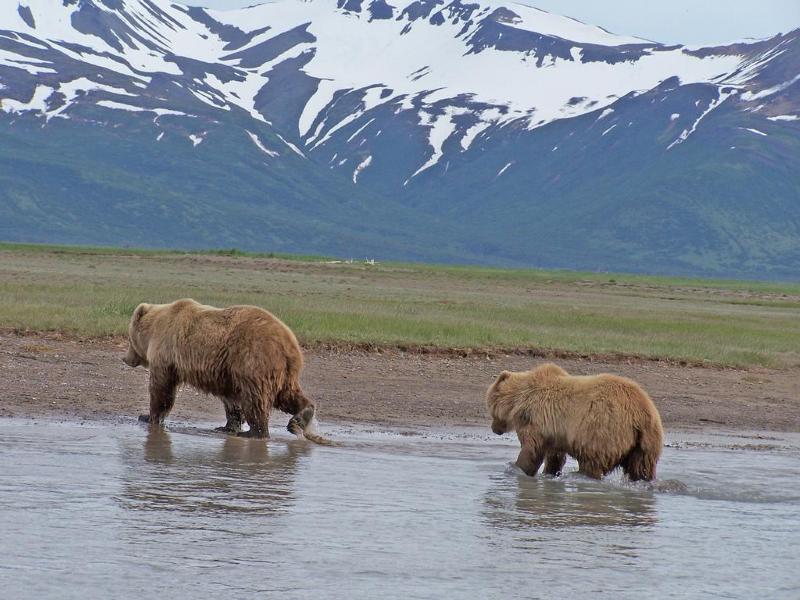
[
  {"left": 123, "top": 303, "right": 152, "bottom": 368},
  {"left": 486, "top": 370, "right": 514, "bottom": 435},
  {"left": 531, "top": 362, "right": 568, "bottom": 379}
]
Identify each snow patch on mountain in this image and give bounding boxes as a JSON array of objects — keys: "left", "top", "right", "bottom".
[
  {"left": 491, "top": 1, "right": 648, "bottom": 46},
  {"left": 1, "top": 83, "right": 52, "bottom": 113},
  {"left": 0, "top": 48, "right": 56, "bottom": 75},
  {"left": 602, "top": 123, "right": 617, "bottom": 136},
  {"left": 276, "top": 132, "right": 306, "bottom": 158},
  {"left": 741, "top": 73, "right": 800, "bottom": 101},
  {"left": 96, "top": 100, "right": 189, "bottom": 119},
  {"left": 247, "top": 130, "right": 279, "bottom": 157},
  {"left": 667, "top": 88, "right": 738, "bottom": 150},
  {"left": 411, "top": 106, "right": 471, "bottom": 178},
  {"left": 352, "top": 155, "right": 372, "bottom": 183},
  {"left": 741, "top": 127, "right": 768, "bottom": 136},
  {"left": 346, "top": 118, "right": 376, "bottom": 143},
  {"left": 497, "top": 161, "right": 514, "bottom": 177}
]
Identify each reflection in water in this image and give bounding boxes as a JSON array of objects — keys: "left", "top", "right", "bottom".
[
  {"left": 119, "top": 427, "right": 312, "bottom": 515},
  {"left": 483, "top": 472, "right": 657, "bottom": 531},
  {"left": 143, "top": 426, "right": 174, "bottom": 463}
]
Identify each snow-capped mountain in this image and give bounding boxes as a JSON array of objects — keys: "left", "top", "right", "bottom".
[{"left": 1, "top": 0, "right": 799, "bottom": 278}]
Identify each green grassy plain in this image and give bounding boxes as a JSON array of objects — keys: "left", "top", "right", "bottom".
[{"left": 1, "top": 243, "right": 798, "bottom": 368}]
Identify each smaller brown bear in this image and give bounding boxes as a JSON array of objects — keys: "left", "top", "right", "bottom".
[
  {"left": 123, "top": 298, "right": 329, "bottom": 444},
  {"left": 486, "top": 363, "right": 663, "bottom": 481}
]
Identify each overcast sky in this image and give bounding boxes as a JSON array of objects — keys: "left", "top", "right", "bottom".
[{"left": 186, "top": 0, "right": 800, "bottom": 46}]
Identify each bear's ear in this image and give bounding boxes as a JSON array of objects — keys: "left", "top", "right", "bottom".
[
  {"left": 496, "top": 370, "right": 511, "bottom": 384},
  {"left": 133, "top": 303, "right": 149, "bottom": 323}
]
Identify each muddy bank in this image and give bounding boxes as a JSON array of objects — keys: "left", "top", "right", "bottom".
[{"left": 1, "top": 333, "right": 798, "bottom": 433}]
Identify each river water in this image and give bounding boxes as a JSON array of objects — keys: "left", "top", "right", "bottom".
[{"left": 0, "top": 419, "right": 797, "bottom": 599}]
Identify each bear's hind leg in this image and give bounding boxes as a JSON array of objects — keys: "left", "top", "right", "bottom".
[
  {"left": 287, "top": 405, "right": 315, "bottom": 436},
  {"left": 237, "top": 390, "right": 271, "bottom": 439},
  {"left": 577, "top": 459, "right": 605, "bottom": 480},
  {"left": 622, "top": 446, "right": 656, "bottom": 482},
  {"left": 280, "top": 390, "right": 315, "bottom": 436},
  {"left": 140, "top": 367, "right": 178, "bottom": 425},
  {"left": 543, "top": 452, "right": 567, "bottom": 476}
]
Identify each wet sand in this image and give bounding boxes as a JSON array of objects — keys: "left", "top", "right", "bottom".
[{"left": 1, "top": 332, "right": 798, "bottom": 434}]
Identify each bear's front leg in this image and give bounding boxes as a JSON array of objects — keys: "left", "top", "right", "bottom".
[
  {"left": 215, "top": 400, "right": 244, "bottom": 434},
  {"left": 516, "top": 447, "right": 545, "bottom": 477},
  {"left": 141, "top": 367, "right": 178, "bottom": 425},
  {"left": 543, "top": 452, "right": 567, "bottom": 476}
]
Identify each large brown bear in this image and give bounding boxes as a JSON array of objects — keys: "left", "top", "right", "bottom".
[
  {"left": 486, "top": 363, "right": 663, "bottom": 481},
  {"left": 123, "top": 298, "right": 328, "bottom": 444}
]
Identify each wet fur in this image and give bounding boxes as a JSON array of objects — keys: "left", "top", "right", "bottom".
[
  {"left": 486, "top": 363, "right": 663, "bottom": 481},
  {"left": 124, "top": 298, "right": 330, "bottom": 444}
]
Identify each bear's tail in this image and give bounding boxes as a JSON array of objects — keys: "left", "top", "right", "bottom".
[{"left": 624, "top": 421, "right": 663, "bottom": 482}]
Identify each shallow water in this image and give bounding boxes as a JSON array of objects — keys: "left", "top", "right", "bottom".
[{"left": 1, "top": 419, "right": 798, "bottom": 599}]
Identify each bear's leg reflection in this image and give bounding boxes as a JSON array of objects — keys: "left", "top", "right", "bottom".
[{"left": 143, "top": 426, "right": 174, "bottom": 463}]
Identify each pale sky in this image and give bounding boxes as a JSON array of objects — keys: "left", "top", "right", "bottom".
[{"left": 186, "top": 0, "right": 800, "bottom": 46}]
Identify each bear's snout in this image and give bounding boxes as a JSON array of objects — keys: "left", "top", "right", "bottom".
[
  {"left": 122, "top": 348, "right": 141, "bottom": 368},
  {"left": 491, "top": 419, "right": 507, "bottom": 435}
]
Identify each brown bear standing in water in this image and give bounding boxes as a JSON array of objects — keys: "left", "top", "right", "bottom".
[
  {"left": 123, "top": 299, "right": 328, "bottom": 444},
  {"left": 486, "top": 363, "right": 663, "bottom": 481}
]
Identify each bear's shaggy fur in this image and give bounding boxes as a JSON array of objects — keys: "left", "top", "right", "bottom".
[
  {"left": 486, "top": 363, "right": 663, "bottom": 481},
  {"left": 123, "top": 298, "right": 328, "bottom": 443}
]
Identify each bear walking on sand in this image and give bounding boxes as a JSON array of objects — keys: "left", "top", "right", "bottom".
[
  {"left": 486, "top": 363, "right": 663, "bottom": 481},
  {"left": 123, "top": 298, "right": 329, "bottom": 444}
]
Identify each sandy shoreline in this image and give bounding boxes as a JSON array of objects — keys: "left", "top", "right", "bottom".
[{"left": 1, "top": 332, "right": 798, "bottom": 435}]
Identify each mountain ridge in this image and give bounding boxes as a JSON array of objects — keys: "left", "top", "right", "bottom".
[{"left": 1, "top": 0, "right": 798, "bottom": 278}]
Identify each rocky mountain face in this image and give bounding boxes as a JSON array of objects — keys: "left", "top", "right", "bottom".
[{"left": 1, "top": 0, "right": 798, "bottom": 278}]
